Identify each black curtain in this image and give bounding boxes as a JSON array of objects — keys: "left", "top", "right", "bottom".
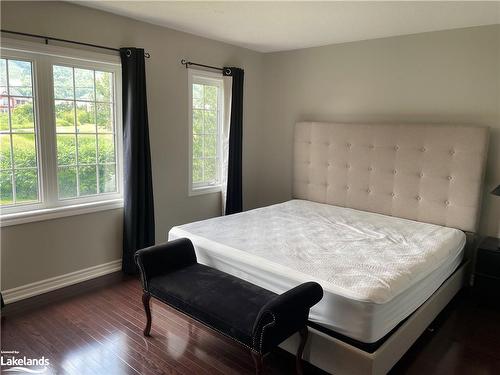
[
  {"left": 120, "top": 48, "right": 155, "bottom": 274},
  {"left": 223, "top": 67, "right": 244, "bottom": 215}
]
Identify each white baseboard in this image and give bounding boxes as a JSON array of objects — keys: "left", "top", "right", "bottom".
[{"left": 2, "top": 259, "right": 122, "bottom": 304}]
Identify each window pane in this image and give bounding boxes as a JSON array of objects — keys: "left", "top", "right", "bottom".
[
  {"left": 8, "top": 60, "right": 32, "bottom": 97},
  {"left": 77, "top": 134, "right": 97, "bottom": 164},
  {"left": 98, "top": 134, "right": 115, "bottom": 163},
  {"left": 14, "top": 168, "right": 38, "bottom": 202},
  {"left": 1, "top": 59, "right": 39, "bottom": 207},
  {"left": 191, "top": 78, "right": 222, "bottom": 190},
  {"left": 55, "top": 100, "right": 75, "bottom": 132},
  {"left": 58, "top": 166, "right": 77, "bottom": 199},
  {"left": 193, "top": 159, "right": 203, "bottom": 183},
  {"left": 1, "top": 134, "right": 12, "bottom": 169},
  {"left": 204, "top": 158, "right": 216, "bottom": 182},
  {"left": 53, "top": 66, "right": 74, "bottom": 100},
  {"left": 95, "top": 71, "right": 112, "bottom": 102},
  {"left": 79, "top": 165, "right": 97, "bottom": 196},
  {"left": 204, "top": 135, "right": 217, "bottom": 157},
  {"left": 98, "top": 163, "right": 116, "bottom": 193},
  {"left": 0, "top": 60, "right": 7, "bottom": 107},
  {"left": 51, "top": 64, "right": 118, "bottom": 203},
  {"left": 12, "top": 133, "right": 36, "bottom": 168},
  {"left": 193, "top": 96, "right": 203, "bottom": 109},
  {"left": 10, "top": 98, "right": 34, "bottom": 132},
  {"left": 0, "top": 171, "right": 13, "bottom": 205},
  {"left": 76, "top": 101, "right": 96, "bottom": 132},
  {"left": 0, "top": 59, "right": 6, "bottom": 87},
  {"left": 96, "top": 103, "right": 113, "bottom": 132},
  {"left": 57, "top": 134, "right": 76, "bottom": 166},
  {"left": 193, "top": 109, "right": 203, "bottom": 134},
  {"left": 74, "top": 68, "right": 94, "bottom": 101},
  {"left": 193, "top": 84, "right": 203, "bottom": 99},
  {"left": 204, "top": 86, "right": 217, "bottom": 110},
  {"left": 204, "top": 111, "right": 217, "bottom": 133},
  {"left": 193, "top": 134, "right": 203, "bottom": 158},
  {"left": 0, "top": 102, "right": 9, "bottom": 132}
]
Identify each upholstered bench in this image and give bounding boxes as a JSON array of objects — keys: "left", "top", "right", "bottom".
[{"left": 135, "top": 238, "right": 323, "bottom": 374}]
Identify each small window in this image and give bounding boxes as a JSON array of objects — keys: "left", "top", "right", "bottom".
[{"left": 188, "top": 69, "right": 223, "bottom": 195}]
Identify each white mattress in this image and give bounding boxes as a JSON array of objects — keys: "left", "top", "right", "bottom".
[{"left": 168, "top": 200, "right": 465, "bottom": 343}]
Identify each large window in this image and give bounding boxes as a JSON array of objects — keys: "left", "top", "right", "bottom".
[
  {"left": 188, "top": 69, "right": 223, "bottom": 195},
  {"left": 0, "top": 41, "right": 122, "bottom": 224}
]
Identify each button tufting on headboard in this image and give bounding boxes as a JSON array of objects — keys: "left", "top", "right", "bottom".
[{"left": 293, "top": 122, "right": 489, "bottom": 232}]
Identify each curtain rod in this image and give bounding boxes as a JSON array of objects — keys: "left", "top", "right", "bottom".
[
  {"left": 1, "top": 29, "right": 151, "bottom": 58},
  {"left": 181, "top": 59, "right": 231, "bottom": 75}
]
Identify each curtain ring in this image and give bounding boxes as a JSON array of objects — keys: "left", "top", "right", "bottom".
[
  {"left": 224, "top": 68, "right": 232, "bottom": 75},
  {"left": 126, "top": 49, "right": 132, "bottom": 57}
]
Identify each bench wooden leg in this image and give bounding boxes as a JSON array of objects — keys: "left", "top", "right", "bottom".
[
  {"left": 296, "top": 327, "right": 308, "bottom": 375},
  {"left": 142, "top": 292, "right": 152, "bottom": 336},
  {"left": 251, "top": 351, "right": 264, "bottom": 374}
]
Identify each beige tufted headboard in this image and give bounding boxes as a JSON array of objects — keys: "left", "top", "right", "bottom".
[{"left": 293, "top": 122, "right": 489, "bottom": 232}]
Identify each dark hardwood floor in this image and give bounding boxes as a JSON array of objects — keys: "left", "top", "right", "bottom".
[{"left": 1, "top": 274, "right": 499, "bottom": 374}]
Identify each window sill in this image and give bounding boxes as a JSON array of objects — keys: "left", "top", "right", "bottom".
[
  {"left": 189, "top": 185, "right": 222, "bottom": 197},
  {"left": 0, "top": 199, "right": 124, "bottom": 227}
]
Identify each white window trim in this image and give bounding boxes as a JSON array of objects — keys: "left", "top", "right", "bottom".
[
  {"left": 0, "top": 38, "right": 123, "bottom": 225},
  {"left": 0, "top": 199, "right": 123, "bottom": 227},
  {"left": 188, "top": 68, "right": 224, "bottom": 196}
]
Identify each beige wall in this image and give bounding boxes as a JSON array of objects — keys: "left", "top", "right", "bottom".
[
  {"left": 1, "top": 210, "right": 123, "bottom": 290},
  {"left": 1, "top": 2, "right": 499, "bottom": 292},
  {"left": 260, "top": 25, "right": 500, "bottom": 237},
  {"left": 0, "top": 1, "right": 264, "bottom": 290}
]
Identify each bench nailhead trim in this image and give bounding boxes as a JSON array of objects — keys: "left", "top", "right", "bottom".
[{"left": 252, "top": 311, "right": 277, "bottom": 353}]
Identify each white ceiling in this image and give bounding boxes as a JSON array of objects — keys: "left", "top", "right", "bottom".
[{"left": 76, "top": 1, "right": 500, "bottom": 53}]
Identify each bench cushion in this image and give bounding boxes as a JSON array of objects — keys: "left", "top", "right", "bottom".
[{"left": 149, "top": 263, "right": 277, "bottom": 347}]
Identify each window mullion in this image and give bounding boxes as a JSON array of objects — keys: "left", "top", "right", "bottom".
[{"left": 36, "top": 56, "right": 58, "bottom": 207}]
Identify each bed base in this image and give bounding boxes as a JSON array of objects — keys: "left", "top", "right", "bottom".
[{"left": 280, "top": 260, "right": 469, "bottom": 375}]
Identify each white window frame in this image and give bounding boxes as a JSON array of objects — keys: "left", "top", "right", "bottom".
[
  {"left": 0, "top": 39, "right": 123, "bottom": 227},
  {"left": 188, "top": 68, "right": 223, "bottom": 196}
]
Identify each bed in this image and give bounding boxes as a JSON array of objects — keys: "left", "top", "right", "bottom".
[
  {"left": 170, "top": 199, "right": 467, "bottom": 344},
  {"left": 169, "top": 122, "right": 489, "bottom": 374}
]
